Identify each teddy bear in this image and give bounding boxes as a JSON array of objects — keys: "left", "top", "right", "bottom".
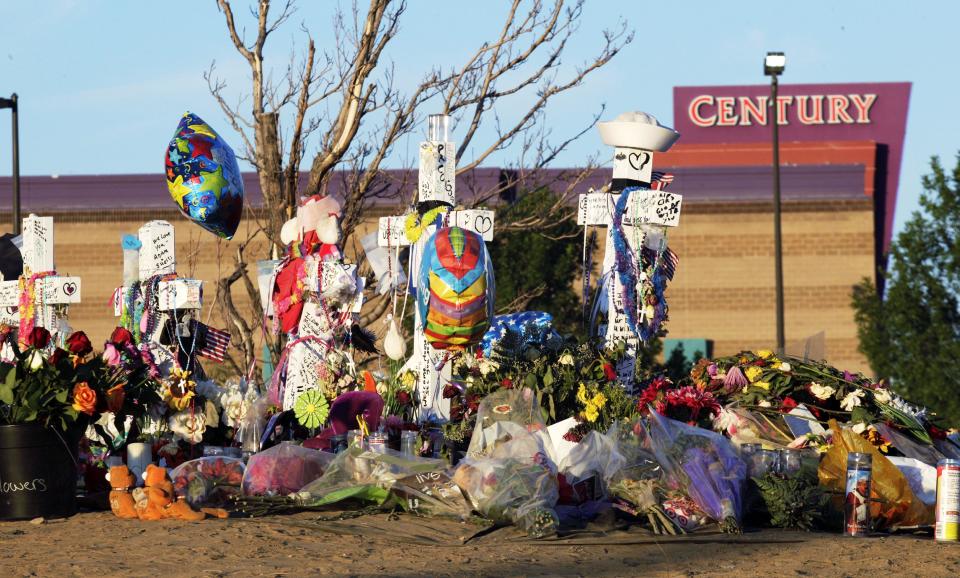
[
  {"left": 105, "top": 465, "right": 139, "bottom": 519},
  {"left": 136, "top": 464, "right": 173, "bottom": 521}
]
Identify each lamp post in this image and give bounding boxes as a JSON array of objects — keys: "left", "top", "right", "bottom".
[
  {"left": 0, "top": 94, "right": 20, "bottom": 235},
  {"left": 764, "top": 52, "right": 785, "bottom": 355}
]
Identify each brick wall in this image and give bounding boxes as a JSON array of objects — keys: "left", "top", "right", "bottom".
[
  {"left": 660, "top": 199, "right": 875, "bottom": 373},
  {"left": 3, "top": 197, "right": 876, "bottom": 375}
]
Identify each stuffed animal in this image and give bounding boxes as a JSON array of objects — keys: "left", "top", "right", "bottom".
[
  {"left": 136, "top": 464, "right": 174, "bottom": 521},
  {"left": 105, "top": 465, "right": 139, "bottom": 519}
]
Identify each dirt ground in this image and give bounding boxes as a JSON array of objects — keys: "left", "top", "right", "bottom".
[{"left": 1, "top": 511, "right": 959, "bottom": 577}]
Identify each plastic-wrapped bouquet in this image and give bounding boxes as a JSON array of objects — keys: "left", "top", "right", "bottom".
[
  {"left": 643, "top": 409, "right": 747, "bottom": 533},
  {"left": 454, "top": 433, "right": 560, "bottom": 538},
  {"left": 171, "top": 456, "right": 246, "bottom": 508}
]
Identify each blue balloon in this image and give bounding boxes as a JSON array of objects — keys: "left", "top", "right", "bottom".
[{"left": 164, "top": 112, "right": 244, "bottom": 240}]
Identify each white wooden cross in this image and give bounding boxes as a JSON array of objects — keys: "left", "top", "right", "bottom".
[
  {"left": 578, "top": 113, "right": 682, "bottom": 393},
  {"left": 0, "top": 215, "right": 82, "bottom": 343},
  {"left": 376, "top": 114, "right": 496, "bottom": 422},
  {"left": 112, "top": 220, "right": 203, "bottom": 373}
]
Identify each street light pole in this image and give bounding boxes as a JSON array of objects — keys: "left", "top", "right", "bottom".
[
  {"left": 764, "top": 53, "right": 786, "bottom": 355},
  {"left": 0, "top": 94, "right": 20, "bottom": 235}
]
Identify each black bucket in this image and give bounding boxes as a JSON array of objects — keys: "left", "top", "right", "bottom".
[{"left": 0, "top": 424, "right": 78, "bottom": 520}]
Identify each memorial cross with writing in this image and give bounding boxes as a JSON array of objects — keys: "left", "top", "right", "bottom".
[
  {"left": 113, "top": 220, "right": 203, "bottom": 373},
  {"left": 578, "top": 112, "right": 682, "bottom": 393},
  {"left": 0, "top": 215, "right": 82, "bottom": 344},
  {"left": 377, "top": 114, "right": 496, "bottom": 422}
]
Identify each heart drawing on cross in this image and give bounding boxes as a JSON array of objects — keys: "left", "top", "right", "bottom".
[
  {"left": 473, "top": 215, "right": 493, "bottom": 234},
  {"left": 627, "top": 151, "right": 651, "bottom": 173}
]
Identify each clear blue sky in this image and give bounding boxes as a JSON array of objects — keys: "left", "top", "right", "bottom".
[{"left": 0, "top": 0, "right": 958, "bottom": 237}]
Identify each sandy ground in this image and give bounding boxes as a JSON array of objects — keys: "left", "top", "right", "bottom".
[{"left": 1, "top": 511, "right": 959, "bottom": 577}]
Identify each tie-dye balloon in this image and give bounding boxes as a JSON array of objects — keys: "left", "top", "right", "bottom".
[{"left": 165, "top": 112, "right": 244, "bottom": 239}]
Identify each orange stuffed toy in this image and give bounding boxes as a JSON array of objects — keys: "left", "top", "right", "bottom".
[
  {"left": 136, "top": 464, "right": 174, "bottom": 521},
  {"left": 105, "top": 465, "right": 139, "bottom": 519}
]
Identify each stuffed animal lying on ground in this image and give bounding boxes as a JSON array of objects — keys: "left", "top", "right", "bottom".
[
  {"left": 134, "top": 464, "right": 227, "bottom": 521},
  {"left": 105, "top": 465, "right": 139, "bottom": 519}
]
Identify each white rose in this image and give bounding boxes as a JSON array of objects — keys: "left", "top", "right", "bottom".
[
  {"left": 558, "top": 353, "right": 574, "bottom": 366},
  {"left": 873, "top": 388, "right": 892, "bottom": 405},
  {"left": 840, "top": 389, "right": 865, "bottom": 412},
  {"left": 27, "top": 349, "right": 44, "bottom": 371},
  {"left": 851, "top": 422, "right": 868, "bottom": 434},
  {"left": 778, "top": 362, "right": 792, "bottom": 372},
  {"left": 809, "top": 382, "right": 836, "bottom": 401},
  {"left": 169, "top": 410, "right": 206, "bottom": 444},
  {"left": 758, "top": 400, "right": 772, "bottom": 408},
  {"left": 220, "top": 392, "right": 247, "bottom": 428},
  {"left": 0, "top": 341, "right": 16, "bottom": 364}
]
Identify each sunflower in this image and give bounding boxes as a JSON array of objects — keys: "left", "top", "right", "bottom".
[
  {"left": 294, "top": 390, "right": 329, "bottom": 429},
  {"left": 166, "top": 367, "right": 196, "bottom": 411}
]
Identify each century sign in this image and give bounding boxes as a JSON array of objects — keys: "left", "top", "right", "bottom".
[
  {"left": 673, "top": 82, "right": 911, "bottom": 253},
  {"left": 687, "top": 93, "right": 878, "bottom": 127}
]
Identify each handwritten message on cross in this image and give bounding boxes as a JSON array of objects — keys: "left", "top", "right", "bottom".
[
  {"left": 578, "top": 113, "right": 682, "bottom": 392},
  {"left": 112, "top": 221, "right": 203, "bottom": 373},
  {"left": 376, "top": 114, "right": 495, "bottom": 422},
  {"left": 0, "top": 215, "right": 82, "bottom": 343}
]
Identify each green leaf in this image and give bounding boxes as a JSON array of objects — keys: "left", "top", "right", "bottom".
[
  {"left": 55, "top": 388, "right": 68, "bottom": 404},
  {"left": 524, "top": 372, "right": 537, "bottom": 388},
  {"left": 543, "top": 367, "right": 554, "bottom": 387},
  {"left": 850, "top": 406, "right": 872, "bottom": 425}
]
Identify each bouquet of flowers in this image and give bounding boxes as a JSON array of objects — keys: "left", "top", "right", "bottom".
[
  {"left": 171, "top": 456, "right": 246, "bottom": 507},
  {"left": 706, "top": 350, "right": 951, "bottom": 449},
  {"left": 242, "top": 442, "right": 333, "bottom": 496},
  {"left": 643, "top": 409, "right": 747, "bottom": 533}
]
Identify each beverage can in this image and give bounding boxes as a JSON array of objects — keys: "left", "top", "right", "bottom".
[
  {"left": 844, "top": 452, "right": 872, "bottom": 537},
  {"left": 935, "top": 459, "right": 960, "bottom": 542},
  {"left": 368, "top": 433, "right": 388, "bottom": 454}
]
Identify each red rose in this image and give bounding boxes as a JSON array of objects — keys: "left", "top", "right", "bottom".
[
  {"left": 780, "top": 397, "right": 798, "bottom": 412},
  {"left": 66, "top": 331, "right": 93, "bottom": 356},
  {"left": 442, "top": 384, "right": 459, "bottom": 399},
  {"left": 929, "top": 425, "right": 948, "bottom": 440},
  {"left": 396, "top": 391, "right": 411, "bottom": 406},
  {"left": 450, "top": 405, "right": 465, "bottom": 421},
  {"left": 49, "top": 348, "right": 68, "bottom": 366},
  {"left": 466, "top": 394, "right": 480, "bottom": 414},
  {"left": 110, "top": 327, "right": 134, "bottom": 347},
  {"left": 25, "top": 327, "right": 51, "bottom": 349},
  {"left": 501, "top": 378, "right": 514, "bottom": 389},
  {"left": 603, "top": 363, "right": 617, "bottom": 382}
]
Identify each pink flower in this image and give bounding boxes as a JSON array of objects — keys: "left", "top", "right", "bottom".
[
  {"left": 102, "top": 343, "right": 121, "bottom": 366},
  {"left": 723, "top": 366, "right": 748, "bottom": 391}
]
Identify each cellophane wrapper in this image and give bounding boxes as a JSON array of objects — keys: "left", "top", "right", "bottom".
[{"left": 642, "top": 410, "right": 747, "bottom": 524}]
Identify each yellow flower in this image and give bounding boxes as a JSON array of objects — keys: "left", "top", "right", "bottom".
[
  {"left": 591, "top": 392, "right": 607, "bottom": 408},
  {"left": 576, "top": 383, "right": 589, "bottom": 405},
  {"left": 400, "top": 371, "right": 416, "bottom": 388},
  {"left": 756, "top": 350, "right": 774, "bottom": 359},
  {"left": 754, "top": 381, "right": 771, "bottom": 391},
  {"left": 584, "top": 404, "right": 599, "bottom": 423},
  {"left": 745, "top": 366, "right": 763, "bottom": 383}
]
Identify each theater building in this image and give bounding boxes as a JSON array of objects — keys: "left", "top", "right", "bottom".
[{"left": 0, "top": 82, "right": 910, "bottom": 375}]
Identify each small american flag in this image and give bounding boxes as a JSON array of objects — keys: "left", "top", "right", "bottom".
[
  {"left": 650, "top": 172, "right": 675, "bottom": 190},
  {"left": 195, "top": 322, "right": 231, "bottom": 363},
  {"left": 643, "top": 246, "right": 680, "bottom": 281}
]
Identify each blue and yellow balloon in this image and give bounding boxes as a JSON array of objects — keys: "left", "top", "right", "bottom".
[{"left": 165, "top": 112, "right": 244, "bottom": 240}]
